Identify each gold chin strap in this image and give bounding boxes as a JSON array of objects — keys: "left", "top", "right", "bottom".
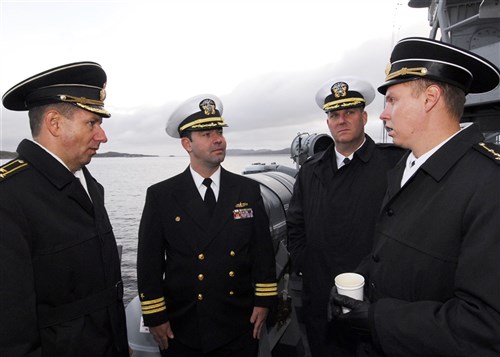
[
  {"left": 58, "top": 94, "right": 105, "bottom": 106},
  {"left": 385, "top": 67, "right": 428, "bottom": 81}
]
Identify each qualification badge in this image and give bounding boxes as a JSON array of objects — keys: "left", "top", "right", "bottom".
[{"left": 233, "top": 202, "right": 253, "bottom": 219}]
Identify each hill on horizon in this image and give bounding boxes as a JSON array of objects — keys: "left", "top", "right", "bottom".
[{"left": 1, "top": 147, "right": 290, "bottom": 160}]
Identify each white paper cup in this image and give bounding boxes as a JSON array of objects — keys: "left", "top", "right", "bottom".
[{"left": 334, "top": 272, "right": 365, "bottom": 313}]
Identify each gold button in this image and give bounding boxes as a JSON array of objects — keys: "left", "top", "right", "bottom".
[
  {"left": 229, "top": 291, "right": 234, "bottom": 296},
  {"left": 198, "top": 274, "right": 204, "bottom": 281},
  {"left": 230, "top": 250, "right": 236, "bottom": 256},
  {"left": 229, "top": 271, "right": 235, "bottom": 277},
  {"left": 198, "top": 253, "right": 205, "bottom": 260},
  {"left": 175, "top": 216, "right": 181, "bottom": 222},
  {"left": 198, "top": 294, "right": 203, "bottom": 300}
]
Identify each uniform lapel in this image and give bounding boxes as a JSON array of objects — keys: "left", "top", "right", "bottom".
[
  {"left": 172, "top": 169, "right": 211, "bottom": 249},
  {"left": 313, "top": 145, "right": 336, "bottom": 184},
  {"left": 17, "top": 140, "right": 95, "bottom": 216},
  {"left": 383, "top": 153, "right": 408, "bottom": 208},
  {"left": 66, "top": 174, "right": 94, "bottom": 216},
  {"left": 83, "top": 166, "right": 102, "bottom": 217}
]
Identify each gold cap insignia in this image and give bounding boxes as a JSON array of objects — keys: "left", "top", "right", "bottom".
[
  {"left": 199, "top": 99, "right": 216, "bottom": 116},
  {"left": 385, "top": 62, "right": 392, "bottom": 77},
  {"left": 331, "top": 81, "right": 348, "bottom": 98},
  {"left": 100, "top": 82, "right": 107, "bottom": 101}
]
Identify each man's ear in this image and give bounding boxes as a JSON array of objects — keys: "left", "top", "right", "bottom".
[
  {"left": 44, "top": 109, "right": 63, "bottom": 137},
  {"left": 181, "top": 136, "right": 192, "bottom": 153},
  {"left": 424, "top": 84, "right": 441, "bottom": 112}
]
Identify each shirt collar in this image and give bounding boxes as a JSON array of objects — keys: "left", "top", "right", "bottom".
[
  {"left": 190, "top": 165, "right": 221, "bottom": 189},
  {"left": 334, "top": 137, "right": 366, "bottom": 167},
  {"left": 410, "top": 122, "right": 473, "bottom": 167}
]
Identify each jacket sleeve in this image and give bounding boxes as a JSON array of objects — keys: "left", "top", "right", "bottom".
[
  {"left": 0, "top": 195, "right": 42, "bottom": 356},
  {"left": 286, "top": 169, "right": 306, "bottom": 274},
  {"left": 250, "top": 184, "right": 278, "bottom": 308},
  {"left": 137, "top": 187, "right": 169, "bottom": 327}
]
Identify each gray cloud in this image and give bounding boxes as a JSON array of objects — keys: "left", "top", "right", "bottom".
[{"left": 1, "top": 0, "right": 427, "bottom": 157}]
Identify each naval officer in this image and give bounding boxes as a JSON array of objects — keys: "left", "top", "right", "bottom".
[
  {"left": 0, "top": 62, "right": 129, "bottom": 356},
  {"left": 136, "top": 94, "right": 278, "bottom": 356},
  {"left": 286, "top": 77, "right": 405, "bottom": 356},
  {"left": 329, "top": 37, "right": 500, "bottom": 356}
]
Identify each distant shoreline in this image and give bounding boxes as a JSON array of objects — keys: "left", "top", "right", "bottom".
[{"left": 0, "top": 148, "right": 289, "bottom": 160}]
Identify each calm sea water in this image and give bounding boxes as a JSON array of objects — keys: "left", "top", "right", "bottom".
[{"left": 87, "top": 154, "right": 295, "bottom": 305}]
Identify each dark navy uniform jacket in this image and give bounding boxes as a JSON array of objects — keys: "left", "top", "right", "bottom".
[
  {"left": 287, "top": 135, "right": 405, "bottom": 315},
  {"left": 357, "top": 124, "right": 500, "bottom": 356},
  {"left": 137, "top": 167, "right": 277, "bottom": 353},
  {"left": 0, "top": 139, "right": 128, "bottom": 357}
]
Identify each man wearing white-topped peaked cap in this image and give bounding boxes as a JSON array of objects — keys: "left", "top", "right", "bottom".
[
  {"left": 137, "top": 94, "right": 278, "bottom": 356},
  {"left": 329, "top": 37, "right": 500, "bottom": 356},
  {"left": 286, "top": 76, "right": 405, "bottom": 356}
]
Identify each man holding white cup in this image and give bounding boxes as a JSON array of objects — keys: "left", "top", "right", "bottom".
[
  {"left": 334, "top": 273, "right": 365, "bottom": 314},
  {"left": 328, "top": 37, "right": 500, "bottom": 356}
]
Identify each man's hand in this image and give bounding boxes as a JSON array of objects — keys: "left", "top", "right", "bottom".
[
  {"left": 250, "top": 306, "right": 269, "bottom": 339},
  {"left": 328, "top": 286, "right": 370, "bottom": 335},
  {"left": 149, "top": 321, "right": 174, "bottom": 351}
]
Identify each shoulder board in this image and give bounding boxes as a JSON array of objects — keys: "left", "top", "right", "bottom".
[
  {"left": 0, "top": 158, "right": 29, "bottom": 181},
  {"left": 474, "top": 142, "right": 500, "bottom": 164}
]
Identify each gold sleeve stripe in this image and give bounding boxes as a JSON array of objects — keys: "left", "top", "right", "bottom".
[
  {"left": 141, "top": 302, "right": 165, "bottom": 311},
  {"left": 141, "top": 306, "right": 167, "bottom": 315},
  {"left": 255, "top": 283, "right": 278, "bottom": 288},
  {"left": 140, "top": 297, "right": 165, "bottom": 305},
  {"left": 255, "top": 291, "right": 278, "bottom": 296},
  {"left": 255, "top": 282, "right": 278, "bottom": 297},
  {"left": 141, "top": 297, "right": 166, "bottom": 315}
]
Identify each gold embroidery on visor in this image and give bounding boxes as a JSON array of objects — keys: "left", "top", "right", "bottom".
[
  {"left": 179, "top": 117, "right": 225, "bottom": 132},
  {"left": 385, "top": 67, "right": 428, "bottom": 81}
]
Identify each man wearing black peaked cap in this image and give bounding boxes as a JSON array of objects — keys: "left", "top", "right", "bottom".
[
  {"left": 329, "top": 37, "right": 500, "bottom": 356},
  {"left": 136, "top": 94, "right": 278, "bottom": 356},
  {"left": 286, "top": 77, "right": 405, "bottom": 356},
  {"left": 0, "top": 62, "right": 129, "bottom": 356}
]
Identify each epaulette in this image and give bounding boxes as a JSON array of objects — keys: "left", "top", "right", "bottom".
[
  {"left": 474, "top": 142, "right": 500, "bottom": 165},
  {"left": 0, "top": 158, "right": 29, "bottom": 181}
]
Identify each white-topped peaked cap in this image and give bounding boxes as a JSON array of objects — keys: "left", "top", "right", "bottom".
[
  {"left": 2, "top": 61, "right": 110, "bottom": 118},
  {"left": 166, "top": 93, "right": 227, "bottom": 138},
  {"left": 315, "top": 76, "right": 375, "bottom": 113},
  {"left": 378, "top": 37, "right": 500, "bottom": 95}
]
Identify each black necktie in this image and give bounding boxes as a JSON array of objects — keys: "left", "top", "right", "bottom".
[
  {"left": 202, "top": 178, "right": 216, "bottom": 216},
  {"left": 343, "top": 157, "right": 351, "bottom": 166}
]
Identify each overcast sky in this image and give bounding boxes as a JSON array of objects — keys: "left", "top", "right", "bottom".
[{"left": 0, "top": 0, "right": 430, "bottom": 156}]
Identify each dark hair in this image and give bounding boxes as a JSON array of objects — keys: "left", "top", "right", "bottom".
[
  {"left": 28, "top": 103, "right": 78, "bottom": 137},
  {"left": 180, "top": 130, "right": 193, "bottom": 140},
  {"left": 412, "top": 79, "right": 465, "bottom": 119}
]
